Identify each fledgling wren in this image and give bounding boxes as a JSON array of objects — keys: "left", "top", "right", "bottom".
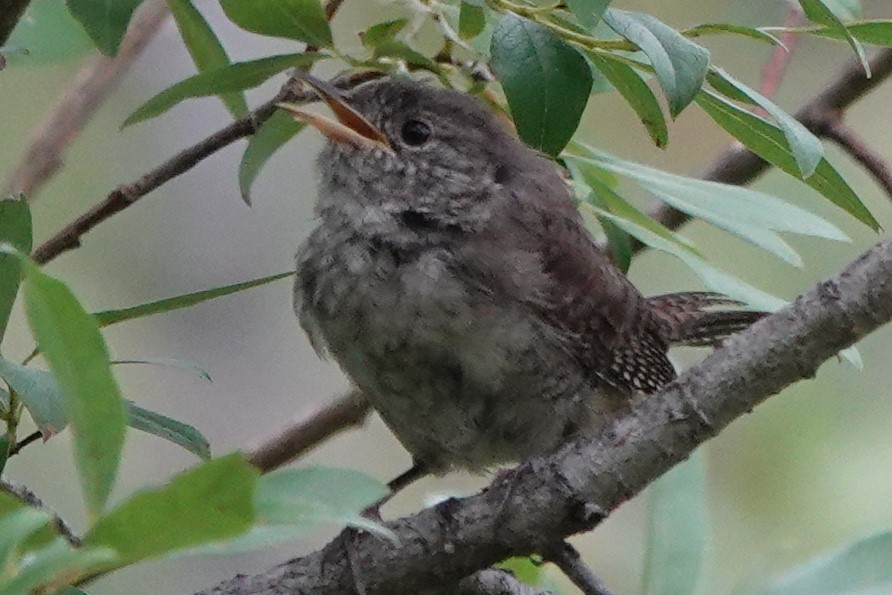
[{"left": 281, "top": 75, "right": 761, "bottom": 474}]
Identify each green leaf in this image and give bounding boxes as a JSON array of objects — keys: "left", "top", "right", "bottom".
[
  {"left": 123, "top": 53, "right": 324, "bottom": 127},
  {"left": 707, "top": 68, "right": 823, "bottom": 178},
  {"left": 0, "top": 196, "right": 32, "bottom": 344},
  {"left": 85, "top": 454, "right": 257, "bottom": 564},
  {"left": 567, "top": 147, "right": 849, "bottom": 266},
  {"left": 602, "top": 9, "right": 709, "bottom": 117},
  {"left": 565, "top": 0, "right": 612, "bottom": 30},
  {"left": 12, "top": 254, "right": 126, "bottom": 520},
  {"left": 65, "top": 0, "right": 143, "bottom": 56},
  {"left": 0, "top": 538, "right": 116, "bottom": 595},
  {"left": 490, "top": 14, "right": 593, "bottom": 156},
  {"left": 0, "top": 507, "right": 50, "bottom": 572},
  {"left": 459, "top": 2, "right": 486, "bottom": 40},
  {"left": 799, "top": 0, "right": 870, "bottom": 76},
  {"left": 240, "top": 111, "right": 306, "bottom": 205},
  {"left": 93, "top": 271, "right": 293, "bottom": 327},
  {"left": 754, "top": 531, "right": 892, "bottom": 594},
  {"left": 642, "top": 450, "right": 708, "bottom": 595},
  {"left": 7, "top": 0, "right": 94, "bottom": 65},
  {"left": 359, "top": 19, "right": 409, "bottom": 48},
  {"left": 586, "top": 50, "right": 668, "bottom": 148},
  {"left": 0, "top": 358, "right": 67, "bottom": 439},
  {"left": 112, "top": 357, "right": 211, "bottom": 382},
  {"left": 683, "top": 23, "right": 783, "bottom": 45},
  {"left": 695, "top": 90, "right": 879, "bottom": 230},
  {"left": 799, "top": 20, "right": 892, "bottom": 46},
  {"left": 126, "top": 401, "right": 211, "bottom": 460},
  {"left": 594, "top": 209, "right": 785, "bottom": 311},
  {"left": 372, "top": 40, "right": 440, "bottom": 72},
  {"left": 166, "top": 0, "right": 248, "bottom": 119},
  {"left": 192, "top": 467, "right": 391, "bottom": 554},
  {"left": 220, "top": 0, "right": 332, "bottom": 47}
]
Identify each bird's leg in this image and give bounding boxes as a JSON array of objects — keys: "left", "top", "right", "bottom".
[{"left": 361, "top": 462, "right": 429, "bottom": 520}]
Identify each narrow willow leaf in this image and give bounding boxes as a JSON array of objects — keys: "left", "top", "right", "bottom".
[
  {"left": 567, "top": 147, "right": 848, "bottom": 266},
  {"left": 0, "top": 538, "right": 116, "bottom": 595},
  {"left": 0, "top": 508, "right": 51, "bottom": 572},
  {"left": 7, "top": 0, "right": 93, "bottom": 65},
  {"left": 372, "top": 40, "right": 440, "bottom": 72},
  {"left": 0, "top": 196, "right": 32, "bottom": 343},
  {"left": 459, "top": 2, "right": 486, "bottom": 40},
  {"left": 756, "top": 531, "right": 892, "bottom": 594},
  {"left": 10, "top": 252, "right": 126, "bottom": 519},
  {"left": 695, "top": 90, "right": 879, "bottom": 230},
  {"left": 643, "top": 450, "right": 708, "bottom": 595},
  {"left": 126, "top": 402, "right": 211, "bottom": 460},
  {"left": 65, "top": 0, "right": 142, "bottom": 55},
  {"left": 166, "top": 0, "right": 248, "bottom": 119},
  {"left": 603, "top": 9, "right": 710, "bottom": 117},
  {"left": 240, "top": 110, "right": 306, "bottom": 205},
  {"left": 581, "top": 176, "right": 702, "bottom": 257},
  {"left": 187, "top": 466, "right": 391, "bottom": 554},
  {"left": 595, "top": 210, "right": 785, "bottom": 311},
  {"left": 708, "top": 68, "right": 823, "bottom": 177},
  {"left": 0, "top": 358, "right": 67, "bottom": 439},
  {"left": 683, "top": 23, "right": 783, "bottom": 45},
  {"left": 85, "top": 454, "right": 257, "bottom": 564},
  {"left": 123, "top": 53, "right": 324, "bottom": 127},
  {"left": 586, "top": 50, "right": 668, "bottom": 147},
  {"left": 796, "top": 20, "right": 892, "bottom": 46},
  {"left": 93, "top": 271, "right": 293, "bottom": 327},
  {"left": 359, "top": 19, "right": 409, "bottom": 48},
  {"left": 799, "top": 0, "right": 870, "bottom": 75},
  {"left": 490, "top": 14, "right": 593, "bottom": 156},
  {"left": 220, "top": 0, "right": 332, "bottom": 47},
  {"left": 112, "top": 357, "right": 211, "bottom": 382},
  {"left": 565, "top": 0, "right": 612, "bottom": 29}
]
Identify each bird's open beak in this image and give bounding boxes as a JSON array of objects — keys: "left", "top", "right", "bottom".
[{"left": 277, "top": 72, "right": 392, "bottom": 153}]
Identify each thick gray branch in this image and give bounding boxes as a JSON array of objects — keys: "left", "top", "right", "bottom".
[{"left": 198, "top": 238, "right": 892, "bottom": 593}]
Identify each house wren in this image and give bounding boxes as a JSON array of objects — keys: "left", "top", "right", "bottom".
[{"left": 280, "top": 75, "right": 761, "bottom": 474}]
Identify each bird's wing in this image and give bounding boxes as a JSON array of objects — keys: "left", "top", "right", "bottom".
[{"left": 463, "top": 160, "right": 677, "bottom": 396}]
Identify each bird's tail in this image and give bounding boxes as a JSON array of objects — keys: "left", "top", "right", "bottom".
[{"left": 647, "top": 292, "right": 765, "bottom": 347}]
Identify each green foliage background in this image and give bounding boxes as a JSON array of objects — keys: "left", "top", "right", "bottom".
[{"left": 3, "top": 0, "right": 892, "bottom": 593}]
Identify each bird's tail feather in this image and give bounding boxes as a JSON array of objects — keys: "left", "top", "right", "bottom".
[{"left": 647, "top": 291, "right": 765, "bottom": 347}]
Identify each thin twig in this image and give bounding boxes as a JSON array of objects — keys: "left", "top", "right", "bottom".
[
  {"left": 0, "top": 478, "right": 81, "bottom": 546},
  {"left": 543, "top": 542, "right": 615, "bottom": 595},
  {"left": 756, "top": 5, "right": 804, "bottom": 105},
  {"left": 245, "top": 390, "right": 371, "bottom": 473},
  {"left": 3, "top": 0, "right": 169, "bottom": 198},
  {"left": 8, "top": 429, "right": 40, "bottom": 456},
  {"left": 819, "top": 119, "right": 892, "bottom": 199},
  {"left": 30, "top": 68, "right": 382, "bottom": 265}
]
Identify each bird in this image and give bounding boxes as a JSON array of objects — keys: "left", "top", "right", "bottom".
[{"left": 279, "top": 74, "right": 762, "bottom": 477}]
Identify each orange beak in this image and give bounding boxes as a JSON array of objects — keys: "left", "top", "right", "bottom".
[{"left": 277, "top": 72, "right": 392, "bottom": 153}]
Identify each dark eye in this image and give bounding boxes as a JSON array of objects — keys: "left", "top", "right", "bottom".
[{"left": 400, "top": 119, "right": 431, "bottom": 146}]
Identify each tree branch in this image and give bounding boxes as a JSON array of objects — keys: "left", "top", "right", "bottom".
[
  {"left": 543, "top": 542, "right": 615, "bottom": 595},
  {"left": 456, "top": 569, "right": 553, "bottom": 595},
  {"left": 245, "top": 389, "right": 370, "bottom": 473},
  {"left": 198, "top": 236, "right": 892, "bottom": 594},
  {"left": 819, "top": 120, "right": 892, "bottom": 199},
  {"left": 29, "top": 68, "right": 381, "bottom": 265},
  {"left": 0, "top": 0, "right": 32, "bottom": 46},
  {"left": 0, "top": 478, "right": 81, "bottom": 547},
  {"left": 3, "top": 0, "right": 169, "bottom": 198}
]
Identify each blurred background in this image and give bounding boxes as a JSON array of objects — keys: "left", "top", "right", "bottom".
[{"left": 3, "top": 0, "right": 892, "bottom": 593}]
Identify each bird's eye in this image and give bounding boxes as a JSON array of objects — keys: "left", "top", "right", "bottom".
[{"left": 400, "top": 119, "right": 431, "bottom": 146}]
